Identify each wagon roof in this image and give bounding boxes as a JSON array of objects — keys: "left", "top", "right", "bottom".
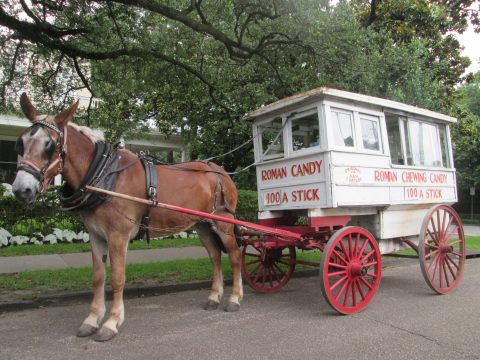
[{"left": 243, "top": 87, "right": 457, "bottom": 123}]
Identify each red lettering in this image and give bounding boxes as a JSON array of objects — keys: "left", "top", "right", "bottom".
[
  {"left": 262, "top": 167, "right": 287, "bottom": 181},
  {"left": 374, "top": 170, "right": 398, "bottom": 183}
]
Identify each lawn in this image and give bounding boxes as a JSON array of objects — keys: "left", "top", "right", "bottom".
[
  {"left": 0, "top": 237, "right": 477, "bottom": 302},
  {"left": 0, "top": 237, "right": 202, "bottom": 257}
]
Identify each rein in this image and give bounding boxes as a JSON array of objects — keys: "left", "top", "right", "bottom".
[{"left": 17, "top": 119, "right": 67, "bottom": 193}]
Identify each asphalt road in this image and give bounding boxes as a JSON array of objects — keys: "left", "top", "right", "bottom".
[{"left": 1, "top": 257, "right": 479, "bottom": 360}]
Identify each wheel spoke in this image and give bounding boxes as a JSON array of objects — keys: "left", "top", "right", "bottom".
[
  {"left": 244, "top": 252, "right": 261, "bottom": 258},
  {"left": 335, "top": 278, "right": 349, "bottom": 302},
  {"left": 357, "top": 239, "right": 369, "bottom": 260},
  {"left": 444, "top": 255, "right": 456, "bottom": 280},
  {"left": 328, "top": 262, "right": 347, "bottom": 269},
  {"left": 348, "top": 234, "right": 353, "bottom": 260},
  {"left": 362, "top": 261, "right": 378, "bottom": 268},
  {"left": 330, "top": 275, "right": 348, "bottom": 291},
  {"left": 427, "top": 252, "right": 439, "bottom": 273},
  {"left": 354, "top": 233, "right": 360, "bottom": 258},
  {"left": 245, "top": 258, "right": 261, "bottom": 266},
  {"left": 447, "top": 239, "right": 462, "bottom": 247},
  {"left": 442, "top": 260, "right": 450, "bottom": 288},
  {"left": 268, "top": 265, "right": 274, "bottom": 288},
  {"left": 332, "top": 249, "right": 349, "bottom": 265},
  {"left": 426, "top": 228, "right": 439, "bottom": 245},
  {"left": 361, "top": 249, "right": 375, "bottom": 263},
  {"left": 445, "top": 254, "right": 460, "bottom": 270},
  {"left": 343, "top": 280, "right": 352, "bottom": 307},
  {"left": 356, "top": 279, "right": 366, "bottom": 300},
  {"left": 272, "top": 262, "right": 287, "bottom": 278},
  {"left": 247, "top": 262, "right": 263, "bottom": 278},
  {"left": 328, "top": 270, "right": 347, "bottom": 277},
  {"left": 424, "top": 249, "right": 439, "bottom": 260},
  {"left": 359, "top": 276, "right": 373, "bottom": 290},
  {"left": 339, "top": 240, "right": 350, "bottom": 262},
  {"left": 352, "top": 280, "right": 357, "bottom": 307}
]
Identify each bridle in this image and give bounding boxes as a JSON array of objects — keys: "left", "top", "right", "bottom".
[{"left": 15, "top": 119, "right": 68, "bottom": 193}]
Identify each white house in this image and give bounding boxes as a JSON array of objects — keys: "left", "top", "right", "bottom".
[{"left": 0, "top": 103, "right": 187, "bottom": 184}]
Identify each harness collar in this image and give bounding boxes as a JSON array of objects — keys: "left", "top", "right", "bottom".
[{"left": 17, "top": 118, "right": 68, "bottom": 193}]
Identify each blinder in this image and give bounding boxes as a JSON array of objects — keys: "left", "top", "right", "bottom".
[
  {"left": 14, "top": 119, "right": 67, "bottom": 193},
  {"left": 14, "top": 122, "right": 57, "bottom": 159}
]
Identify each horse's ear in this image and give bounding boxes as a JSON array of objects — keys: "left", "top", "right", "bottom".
[
  {"left": 54, "top": 100, "right": 79, "bottom": 128},
  {"left": 20, "top": 93, "right": 41, "bottom": 122}
]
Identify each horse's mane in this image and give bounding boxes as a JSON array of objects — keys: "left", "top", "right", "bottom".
[{"left": 68, "top": 122, "right": 105, "bottom": 143}]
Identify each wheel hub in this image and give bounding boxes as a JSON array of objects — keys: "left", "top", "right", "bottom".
[{"left": 348, "top": 262, "right": 366, "bottom": 278}]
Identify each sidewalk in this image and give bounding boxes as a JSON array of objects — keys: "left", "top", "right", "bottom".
[
  {"left": 0, "top": 246, "right": 209, "bottom": 274},
  {"left": 0, "top": 225, "right": 479, "bottom": 274}
]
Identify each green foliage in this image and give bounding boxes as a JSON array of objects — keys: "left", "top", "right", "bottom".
[
  {"left": 236, "top": 189, "right": 258, "bottom": 222},
  {"left": 0, "top": 186, "right": 84, "bottom": 236}
]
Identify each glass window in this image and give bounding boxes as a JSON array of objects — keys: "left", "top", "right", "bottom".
[
  {"left": 0, "top": 140, "right": 18, "bottom": 183},
  {"left": 386, "top": 114, "right": 404, "bottom": 164},
  {"left": 258, "top": 117, "right": 284, "bottom": 158},
  {"left": 291, "top": 112, "right": 320, "bottom": 151},
  {"left": 439, "top": 125, "right": 451, "bottom": 168},
  {"left": 386, "top": 113, "right": 449, "bottom": 168},
  {"left": 409, "top": 121, "right": 442, "bottom": 167},
  {"left": 332, "top": 109, "right": 354, "bottom": 147},
  {"left": 360, "top": 115, "right": 380, "bottom": 151}
]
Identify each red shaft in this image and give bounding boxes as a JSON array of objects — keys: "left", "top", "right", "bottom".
[{"left": 85, "top": 185, "right": 302, "bottom": 240}]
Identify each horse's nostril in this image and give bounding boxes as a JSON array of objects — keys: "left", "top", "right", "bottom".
[{"left": 24, "top": 187, "right": 32, "bottom": 195}]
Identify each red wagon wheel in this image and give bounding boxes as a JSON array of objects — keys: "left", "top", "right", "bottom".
[
  {"left": 320, "top": 226, "right": 382, "bottom": 315},
  {"left": 419, "top": 204, "right": 465, "bottom": 294},
  {"left": 241, "top": 242, "right": 296, "bottom": 293}
]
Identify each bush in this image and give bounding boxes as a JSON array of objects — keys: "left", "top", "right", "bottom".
[
  {"left": 236, "top": 189, "right": 258, "bottom": 222},
  {"left": 0, "top": 186, "right": 84, "bottom": 237}
]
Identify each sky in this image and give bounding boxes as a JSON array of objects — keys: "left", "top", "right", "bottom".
[
  {"left": 451, "top": 1, "right": 479, "bottom": 75},
  {"left": 456, "top": 18, "right": 480, "bottom": 74}
]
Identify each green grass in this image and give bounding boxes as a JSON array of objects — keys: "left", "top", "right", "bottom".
[
  {"left": 0, "top": 237, "right": 202, "bottom": 257},
  {"left": 395, "top": 236, "right": 480, "bottom": 256},
  {"left": 0, "top": 251, "right": 321, "bottom": 296}
]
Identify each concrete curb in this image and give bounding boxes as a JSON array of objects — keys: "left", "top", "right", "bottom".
[
  {"left": 1, "top": 255, "right": 479, "bottom": 314},
  {"left": 0, "top": 269, "right": 319, "bottom": 313}
]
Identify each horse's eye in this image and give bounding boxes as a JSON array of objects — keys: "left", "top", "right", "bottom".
[
  {"left": 15, "top": 138, "right": 24, "bottom": 156},
  {"left": 45, "top": 139, "right": 55, "bottom": 158}
]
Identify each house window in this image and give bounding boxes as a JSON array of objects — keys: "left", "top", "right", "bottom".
[
  {"left": 0, "top": 140, "right": 18, "bottom": 183},
  {"left": 258, "top": 117, "right": 284, "bottom": 159},
  {"left": 332, "top": 109, "right": 354, "bottom": 148},
  {"left": 291, "top": 112, "right": 320, "bottom": 151}
]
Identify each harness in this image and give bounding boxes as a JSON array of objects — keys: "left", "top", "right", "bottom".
[
  {"left": 135, "top": 156, "right": 235, "bottom": 243},
  {"left": 57, "top": 142, "right": 120, "bottom": 211},
  {"left": 15, "top": 119, "right": 67, "bottom": 193}
]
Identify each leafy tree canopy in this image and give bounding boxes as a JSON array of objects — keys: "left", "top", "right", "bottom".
[{"left": 0, "top": 0, "right": 478, "bottom": 189}]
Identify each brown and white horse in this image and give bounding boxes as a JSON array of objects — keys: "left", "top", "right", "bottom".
[{"left": 12, "top": 94, "right": 243, "bottom": 341}]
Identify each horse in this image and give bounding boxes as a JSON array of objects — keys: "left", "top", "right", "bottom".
[{"left": 11, "top": 93, "right": 243, "bottom": 342}]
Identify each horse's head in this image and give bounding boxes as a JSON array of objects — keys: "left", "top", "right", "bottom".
[{"left": 12, "top": 93, "right": 79, "bottom": 204}]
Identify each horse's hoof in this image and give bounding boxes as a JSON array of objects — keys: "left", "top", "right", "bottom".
[
  {"left": 77, "top": 323, "right": 98, "bottom": 337},
  {"left": 224, "top": 302, "right": 240, "bottom": 312},
  {"left": 204, "top": 299, "right": 219, "bottom": 310},
  {"left": 93, "top": 327, "right": 117, "bottom": 342}
]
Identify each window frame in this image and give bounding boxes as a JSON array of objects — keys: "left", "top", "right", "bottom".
[
  {"left": 254, "top": 116, "right": 286, "bottom": 162},
  {"left": 288, "top": 108, "right": 322, "bottom": 155},
  {"left": 385, "top": 111, "right": 453, "bottom": 169}
]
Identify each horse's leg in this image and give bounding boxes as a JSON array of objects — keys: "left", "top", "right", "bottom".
[
  {"left": 194, "top": 223, "right": 224, "bottom": 310},
  {"left": 77, "top": 234, "right": 107, "bottom": 337},
  {"left": 94, "top": 233, "right": 128, "bottom": 342},
  {"left": 215, "top": 222, "right": 243, "bottom": 312}
]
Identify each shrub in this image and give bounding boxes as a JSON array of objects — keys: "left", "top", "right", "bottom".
[{"left": 236, "top": 189, "right": 258, "bottom": 222}]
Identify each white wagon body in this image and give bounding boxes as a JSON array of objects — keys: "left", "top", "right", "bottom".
[{"left": 246, "top": 88, "right": 457, "bottom": 252}]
